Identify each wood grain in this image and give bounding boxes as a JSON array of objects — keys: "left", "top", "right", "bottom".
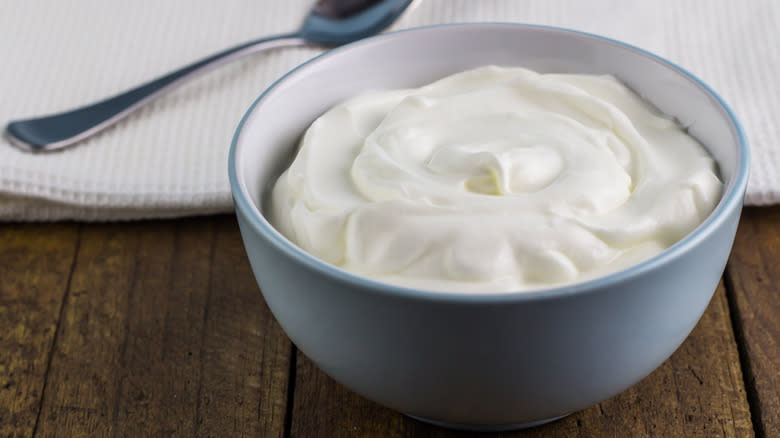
[
  {"left": 1, "top": 212, "right": 770, "bottom": 437},
  {"left": 288, "top": 284, "right": 753, "bottom": 438},
  {"left": 726, "top": 206, "right": 780, "bottom": 438},
  {"left": 193, "top": 216, "right": 291, "bottom": 438},
  {"left": 0, "top": 224, "right": 79, "bottom": 438},
  {"left": 32, "top": 216, "right": 291, "bottom": 437}
]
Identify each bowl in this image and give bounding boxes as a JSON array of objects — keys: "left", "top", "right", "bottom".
[{"left": 228, "top": 23, "right": 749, "bottom": 430}]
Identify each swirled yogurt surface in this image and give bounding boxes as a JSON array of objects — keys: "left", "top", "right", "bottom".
[{"left": 269, "top": 66, "right": 722, "bottom": 293}]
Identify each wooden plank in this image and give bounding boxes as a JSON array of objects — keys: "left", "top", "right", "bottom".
[
  {"left": 34, "top": 220, "right": 190, "bottom": 436},
  {"left": 192, "top": 216, "right": 291, "bottom": 437},
  {"left": 0, "top": 224, "right": 79, "bottom": 437},
  {"left": 289, "top": 283, "right": 753, "bottom": 437},
  {"left": 33, "top": 216, "right": 290, "bottom": 437},
  {"left": 726, "top": 206, "right": 780, "bottom": 438}
]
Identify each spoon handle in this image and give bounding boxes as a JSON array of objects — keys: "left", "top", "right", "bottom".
[{"left": 5, "top": 33, "right": 305, "bottom": 152}]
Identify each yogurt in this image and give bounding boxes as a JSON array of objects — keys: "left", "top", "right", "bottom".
[{"left": 269, "top": 66, "right": 722, "bottom": 293}]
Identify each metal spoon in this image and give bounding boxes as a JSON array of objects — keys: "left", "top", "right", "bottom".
[{"left": 5, "top": 0, "right": 419, "bottom": 152}]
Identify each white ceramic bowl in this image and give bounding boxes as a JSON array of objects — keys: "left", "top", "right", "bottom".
[{"left": 229, "top": 24, "right": 749, "bottom": 430}]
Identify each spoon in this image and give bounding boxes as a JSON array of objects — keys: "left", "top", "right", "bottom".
[{"left": 5, "top": 0, "right": 419, "bottom": 152}]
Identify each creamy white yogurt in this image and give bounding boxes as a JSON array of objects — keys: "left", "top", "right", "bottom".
[{"left": 269, "top": 66, "right": 722, "bottom": 293}]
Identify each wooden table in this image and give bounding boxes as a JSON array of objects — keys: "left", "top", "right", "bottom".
[{"left": 0, "top": 207, "right": 777, "bottom": 437}]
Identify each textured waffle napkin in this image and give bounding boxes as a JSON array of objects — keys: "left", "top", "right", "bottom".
[{"left": 1, "top": 0, "right": 778, "bottom": 221}]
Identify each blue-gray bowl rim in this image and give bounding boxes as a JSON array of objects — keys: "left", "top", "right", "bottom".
[{"left": 228, "top": 22, "right": 750, "bottom": 304}]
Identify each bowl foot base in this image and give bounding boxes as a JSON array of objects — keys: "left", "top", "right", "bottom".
[{"left": 405, "top": 413, "right": 570, "bottom": 432}]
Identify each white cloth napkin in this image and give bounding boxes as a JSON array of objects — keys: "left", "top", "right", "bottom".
[{"left": 1, "top": 0, "right": 778, "bottom": 221}]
